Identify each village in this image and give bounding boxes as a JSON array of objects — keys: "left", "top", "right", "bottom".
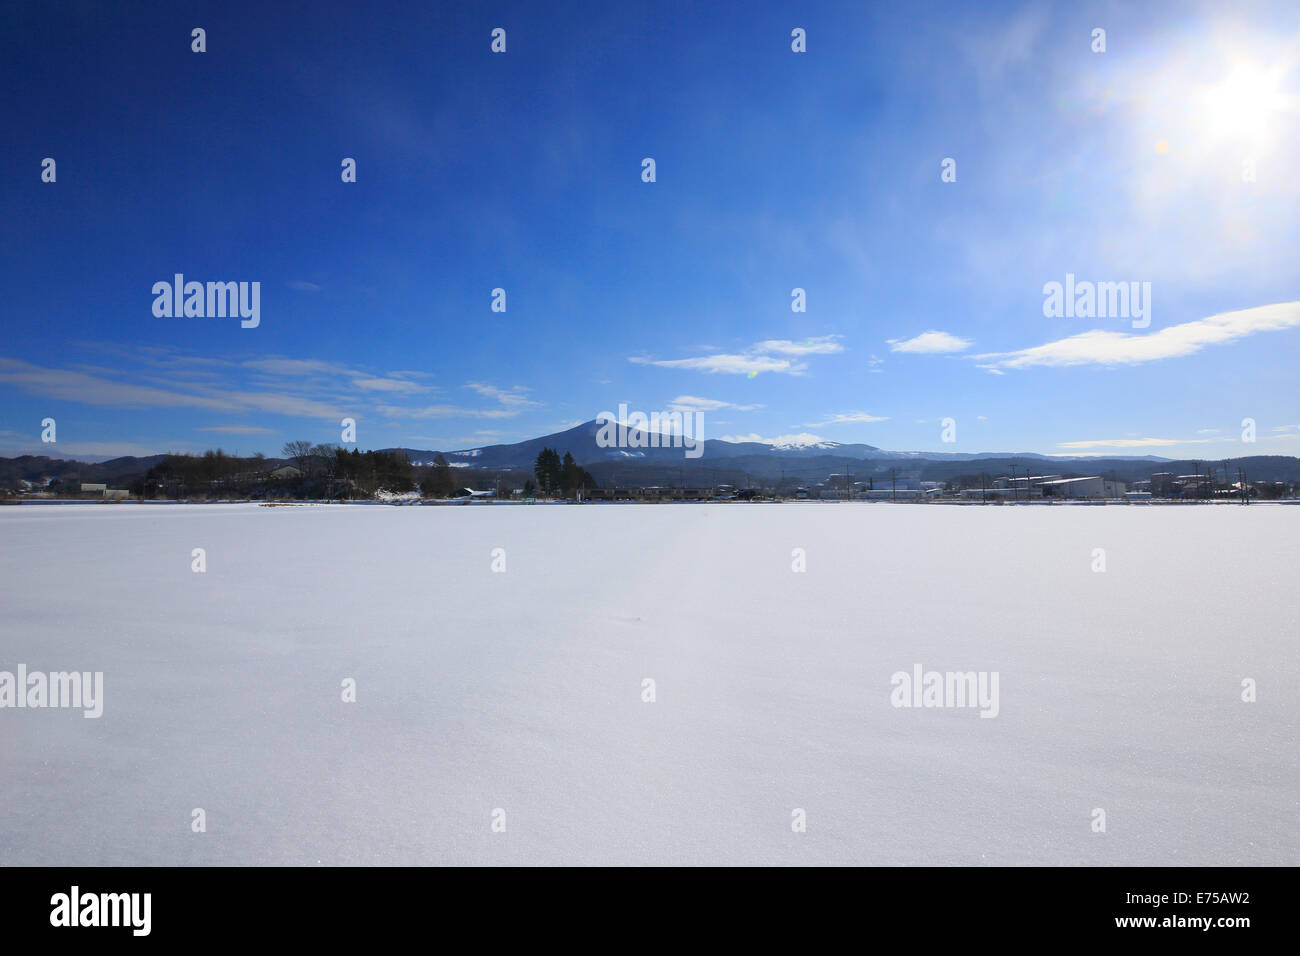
[{"left": 9, "top": 463, "right": 1291, "bottom": 505}]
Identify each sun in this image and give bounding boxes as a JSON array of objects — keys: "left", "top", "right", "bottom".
[{"left": 1202, "top": 64, "right": 1287, "bottom": 141}]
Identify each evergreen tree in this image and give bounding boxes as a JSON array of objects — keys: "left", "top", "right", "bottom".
[
  {"left": 534, "top": 447, "right": 562, "bottom": 496},
  {"left": 561, "top": 452, "right": 584, "bottom": 497}
]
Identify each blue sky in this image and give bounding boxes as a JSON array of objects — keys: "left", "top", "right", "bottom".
[{"left": 3, "top": 0, "right": 1299, "bottom": 460}]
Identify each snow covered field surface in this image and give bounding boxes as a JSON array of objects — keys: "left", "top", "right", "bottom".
[{"left": 1, "top": 502, "right": 1296, "bottom": 866}]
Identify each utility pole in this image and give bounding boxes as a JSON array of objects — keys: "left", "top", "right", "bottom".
[{"left": 891, "top": 468, "right": 896, "bottom": 502}]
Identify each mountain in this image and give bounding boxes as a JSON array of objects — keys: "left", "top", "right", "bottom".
[
  {"left": 387, "top": 419, "right": 1173, "bottom": 470},
  {"left": 7, "top": 423, "right": 1298, "bottom": 493},
  {"left": 0, "top": 454, "right": 171, "bottom": 485}
]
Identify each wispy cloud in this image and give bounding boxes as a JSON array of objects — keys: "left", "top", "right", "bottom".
[
  {"left": 754, "top": 336, "right": 844, "bottom": 356},
  {"left": 806, "top": 411, "right": 888, "bottom": 426},
  {"left": 630, "top": 336, "right": 843, "bottom": 376},
  {"left": 376, "top": 404, "right": 517, "bottom": 420},
  {"left": 243, "top": 358, "right": 353, "bottom": 377},
  {"left": 464, "top": 383, "right": 540, "bottom": 408},
  {"left": 0, "top": 352, "right": 535, "bottom": 426},
  {"left": 0, "top": 357, "right": 238, "bottom": 412},
  {"left": 666, "top": 395, "right": 763, "bottom": 412},
  {"left": 631, "top": 353, "right": 802, "bottom": 375},
  {"left": 888, "top": 331, "right": 973, "bottom": 354},
  {"left": 196, "top": 425, "right": 278, "bottom": 435},
  {"left": 975, "top": 302, "right": 1300, "bottom": 370},
  {"left": 350, "top": 376, "right": 428, "bottom": 394}
]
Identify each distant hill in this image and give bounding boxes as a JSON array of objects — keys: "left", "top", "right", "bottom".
[
  {"left": 5, "top": 421, "right": 1298, "bottom": 492},
  {"left": 0, "top": 454, "right": 170, "bottom": 485},
  {"left": 385, "top": 418, "right": 1173, "bottom": 471}
]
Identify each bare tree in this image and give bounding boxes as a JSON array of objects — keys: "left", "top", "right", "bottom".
[
  {"left": 312, "top": 444, "right": 340, "bottom": 482},
  {"left": 282, "top": 440, "right": 314, "bottom": 476}
]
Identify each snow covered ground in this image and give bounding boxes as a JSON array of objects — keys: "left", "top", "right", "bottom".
[{"left": 1, "top": 502, "right": 1295, "bottom": 866}]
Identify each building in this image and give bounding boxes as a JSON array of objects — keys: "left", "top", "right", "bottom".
[
  {"left": 80, "top": 483, "right": 106, "bottom": 493},
  {"left": 1038, "top": 476, "right": 1126, "bottom": 499},
  {"left": 962, "top": 488, "right": 1018, "bottom": 499},
  {"left": 993, "top": 474, "right": 1061, "bottom": 498},
  {"left": 862, "top": 487, "right": 924, "bottom": 499},
  {"left": 269, "top": 465, "right": 301, "bottom": 479}
]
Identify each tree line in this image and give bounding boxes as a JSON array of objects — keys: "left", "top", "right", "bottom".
[
  {"left": 123, "top": 444, "right": 472, "bottom": 500},
  {"left": 530, "top": 447, "right": 595, "bottom": 498}
]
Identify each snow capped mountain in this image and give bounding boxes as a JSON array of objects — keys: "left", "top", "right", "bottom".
[
  {"left": 386, "top": 418, "right": 1177, "bottom": 472},
  {"left": 769, "top": 438, "right": 843, "bottom": 451}
]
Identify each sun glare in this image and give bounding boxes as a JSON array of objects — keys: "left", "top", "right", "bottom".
[{"left": 1202, "top": 64, "right": 1287, "bottom": 140}]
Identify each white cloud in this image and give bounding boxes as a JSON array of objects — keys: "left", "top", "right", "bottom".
[
  {"left": 377, "top": 404, "right": 518, "bottom": 420},
  {"left": 975, "top": 301, "right": 1300, "bottom": 369},
  {"left": 464, "top": 383, "right": 540, "bottom": 408},
  {"left": 0, "top": 357, "right": 353, "bottom": 418},
  {"left": 666, "top": 395, "right": 763, "bottom": 412},
  {"left": 350, "top": 377, "right": 427, "bottom": 394},
  {"left": 888, "top": 331, "right": 973, "bottom": 353},
  {"left": 242, "top": 358, "right": 351, "bottom": 377},
  {"left": 630, "top": 336, "right": 843, "bottom": 376},
  {"left": 196, "top": 425, "right": 277, "bottom": 435},
  {"left": 753, "top": 336, "right": 844, "bottom": 356},
  {"left": 631, "top": 353, "right": 804, "bottom": 375},
  {"left": 806, "top": 411, "right": 889, "bottom": 426}
]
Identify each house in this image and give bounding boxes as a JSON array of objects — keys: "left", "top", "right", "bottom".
[
  {"left": 80, "top": 483, "right": 107, "bottom": 493},
  {"left": 270, "top": 465, "right": 301, "bottom": 479},
  {"left": 453, "top": 488, "right": 495, "bottom": 499}
]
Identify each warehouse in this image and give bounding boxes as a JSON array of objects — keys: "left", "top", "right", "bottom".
[{"left": 1038, "top": 476, "right": 1127, "bottom": 499}]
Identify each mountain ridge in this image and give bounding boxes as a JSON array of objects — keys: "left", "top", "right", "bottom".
[{"left": 387, "top": 419, "right": 1175, "bottom": 468}]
